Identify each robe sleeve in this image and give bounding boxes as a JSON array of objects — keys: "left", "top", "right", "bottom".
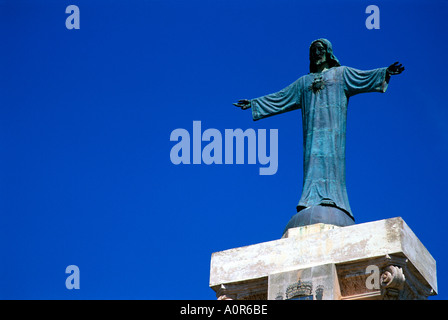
[
  {"left": 251, "top": 78, "right": 302, "bottom": 121},
  {"left": 343, "top": 66, "right": 388, "bottom": 97}
]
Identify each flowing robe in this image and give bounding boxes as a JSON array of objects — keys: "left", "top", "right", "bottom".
[{"left": 251, "top": 66, "right": 388, "bottom": 218}]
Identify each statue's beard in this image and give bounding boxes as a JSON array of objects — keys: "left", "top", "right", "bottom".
[{"left": 314, "top": 56, "right": 326, "bottom": 65}]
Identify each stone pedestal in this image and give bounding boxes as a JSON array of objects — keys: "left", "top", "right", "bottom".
[{"left": 209, "top": 217, "right": 437, "bottom": 300}]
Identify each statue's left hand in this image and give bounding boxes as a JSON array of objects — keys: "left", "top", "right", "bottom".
[{"left": 387, "top": 61, "right": 405, "bottom": 75}]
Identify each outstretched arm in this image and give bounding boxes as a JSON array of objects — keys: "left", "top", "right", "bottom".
[
  {"left": 343, "top": 62, "right": 404, "bottom": 97},
  {"left": 232, "top": 78, "right": 302, "bottom": 121}
]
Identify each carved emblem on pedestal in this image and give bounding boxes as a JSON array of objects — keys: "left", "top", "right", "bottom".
[
  {"left": 381, "top": 265, "right": 405, "bottom": 300},
  {"left": 285, "top": 280, "right": 313, "bottom": 300}
]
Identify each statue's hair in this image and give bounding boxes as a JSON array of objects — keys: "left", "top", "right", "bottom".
[{"left": 309, "top": 38, "right": 341, "bottom": 73}]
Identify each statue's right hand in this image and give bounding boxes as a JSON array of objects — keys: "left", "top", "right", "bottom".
[{"left": 233, "top": 99, "right": 251, "bottom": 110}]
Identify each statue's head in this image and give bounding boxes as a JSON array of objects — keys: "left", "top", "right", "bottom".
[{"left": 309, "top": 38, "right": 341, "bottom": 73}]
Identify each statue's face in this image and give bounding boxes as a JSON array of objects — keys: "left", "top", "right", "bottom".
[{"left": 310, "top": 42, "right": 327, "bottom": 66}]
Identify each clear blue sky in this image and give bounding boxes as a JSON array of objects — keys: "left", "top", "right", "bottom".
[{"left": 0, "top": 0, "right": 447, "bottom": 299}]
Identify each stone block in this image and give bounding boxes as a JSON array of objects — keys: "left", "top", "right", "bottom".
[{"left": 210, "top": 217, "right": 437, "bottom": 300}]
